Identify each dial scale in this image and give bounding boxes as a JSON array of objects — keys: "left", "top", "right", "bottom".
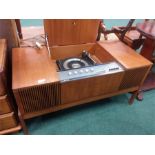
[{"left": 58, "top": 61, "right": 124, "bottom": 82}]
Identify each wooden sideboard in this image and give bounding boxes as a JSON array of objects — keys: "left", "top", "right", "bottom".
[
  {"left": 12, "top": 40, "right": 152, "bottom": 134},
  {"left": 0, "top": 39, "right": 21, "bottom": 135}
]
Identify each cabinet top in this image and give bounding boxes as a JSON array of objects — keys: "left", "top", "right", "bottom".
[
  {"left": 12, "top": 47, "right": 59, "bottom": 90},
  {"left": 98, "top": 40, "right": 152, "bottom": 69},
  {"left": 12, "top": 40, "right": 152, "bottom": 90}
]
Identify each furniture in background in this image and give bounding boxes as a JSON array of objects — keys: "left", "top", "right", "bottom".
[
  {"left": 0, "top": 39, "right": 21, "bottom": 134},
  {"left": 136, "top": 20, "right": 155, "bottom": 100},
  {"left": 137, "top": 20, "right": 155, "bottom": 61},
  {"left": 0, "top": 20, "right": 19, "bottom": 51},
  {"left": 15, "top": 19, "right": 23, "bottom": 39},
  {"left": 100, "top": 19, "right": 145, "bottom": 50},
  {"left": 0, "top": 20, "right": 21, "bottom": 134}
]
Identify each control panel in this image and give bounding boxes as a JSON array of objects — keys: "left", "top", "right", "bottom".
[{"left": 58, "top": 61, "right": 124, "bottom": 82}]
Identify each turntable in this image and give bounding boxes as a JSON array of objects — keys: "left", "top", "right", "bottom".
[
  {"left": 56, "top": 50, "right": 124, "bottom": 82},
  {"left": 56, "top": 50, "right": 97, "bottom": 71}
]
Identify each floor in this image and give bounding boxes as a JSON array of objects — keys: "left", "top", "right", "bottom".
[
  {"left": 16, "top": 19, "right": 155, "bottom": 135},
  {"left": 17, "top": 89, "right": 155, "bottom": 135}
]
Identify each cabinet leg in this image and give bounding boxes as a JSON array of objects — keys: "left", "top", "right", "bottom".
[
  {"left": 129, "top": 91, "right": 138, "bottom": 105},
  {"left": 136, "top": 91, "right": 144, "bottom": 101},
  {"left": 18, "top": 110, "right": 29, "bottom": 135}
]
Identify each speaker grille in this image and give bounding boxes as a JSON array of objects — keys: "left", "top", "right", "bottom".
[
  {"left": 17, "top": 83, "right": 61, "bottom": 113},
  {"left": 119, "top": 67, "right": 148, "bottom": 90}
]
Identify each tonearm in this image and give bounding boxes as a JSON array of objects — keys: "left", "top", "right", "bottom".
[{"left": 45, "top": 33, "right": 51, "bottom": 57}]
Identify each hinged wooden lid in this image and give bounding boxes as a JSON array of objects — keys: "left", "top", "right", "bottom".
[{"left": 44, "top": 19, "right": 101, "bottom": 46}]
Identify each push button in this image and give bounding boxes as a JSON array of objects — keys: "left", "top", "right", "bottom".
[
  {"left": 74, "top": 71, "right": 78, "bottom": 74},
  {"left": 85, "top": 69, "right": 89, "bottom": 72},
  {"left": 79, "top": 69, "right": 84, "bottom": 73},
  {"left": 90, "top": 68, "right": 94, "bottom": 72},
  {"left": 68, "top": 71, "right": 72, "bottom": 75}
]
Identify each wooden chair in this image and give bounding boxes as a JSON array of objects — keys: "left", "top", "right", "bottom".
[{"left": 99, "top": 19, "right": 145, "bottom": 50}]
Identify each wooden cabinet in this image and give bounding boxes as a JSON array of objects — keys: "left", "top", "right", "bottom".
[
  {"left": 0, "top": 39, "right": 21, "bottom": 134},
  {"left": 61, "top": 72, "right": 124, "bottom": 104},
  {"left": 0, "top": 39, "right": 7, "bottom": 96},
  {"left": 12, "top": 20, "right": 152, "bottom": 134},
  {"left": 0, "top": 95, "right": 12, "bottom": 115},
  {"left": 0, "top": 112, "right": 17, "bottom": 131},
  {"left": 12, "top": 41, "right": 152, "bottom": 120}
]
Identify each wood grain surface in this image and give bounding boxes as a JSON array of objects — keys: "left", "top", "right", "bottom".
[
  {"left": 0, "top": 39, "right": 7, "bottom": 96},
  {"left": 44, "top": 19, "right": 101, "bottom": 46},
  {"left": 12, "top": 47, "right": 59, "bottom": 90},
  {"left": 98, "top": 40, "right": 152, "bottom": 69}
]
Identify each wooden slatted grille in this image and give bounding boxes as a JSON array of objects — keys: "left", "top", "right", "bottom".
[
  {"left": 17, "top": 83, "right": 61, "bottom": 113},
  {"left": 119, "top": 67, "right": 148, "bottom": 90}
]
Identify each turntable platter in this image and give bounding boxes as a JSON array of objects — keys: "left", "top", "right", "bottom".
[
  {"left": 56, "top": 51, "right": 97, "bottom": 71},
  {"left": 63, "top": 58, "right": 89, "bottom": 70}
]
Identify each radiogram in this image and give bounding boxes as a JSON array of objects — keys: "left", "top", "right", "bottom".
[{"left": 12, "top": 41, "right": 152, "bottom": 120}]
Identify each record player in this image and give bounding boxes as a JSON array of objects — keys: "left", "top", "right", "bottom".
[
  {"left": 12, "top": 20, "right": 152, "bottom": 134},
  {"left": 56, "top": 50, "right": 124, "bottom": 82},
  {"left": 56, "top": 50, "right": 96, "bottom": 71}
]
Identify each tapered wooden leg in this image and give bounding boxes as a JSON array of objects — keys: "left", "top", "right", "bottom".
[
  {"left": 18, "top": 110, "right": 29, "bottom": 135},
  {"left": 136, "top": 91, "right": 144, "bottom": 101},
  {"left": 129, "top": 91, "right": 138, "bottom": 105}
]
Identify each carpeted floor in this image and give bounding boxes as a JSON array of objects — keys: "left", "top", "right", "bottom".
[{"left": 17, "top": 89, "right": 155, "bottom": 135}]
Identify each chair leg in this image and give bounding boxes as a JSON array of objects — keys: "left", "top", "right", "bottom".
[
  {"left": 15, "top": 19, "right": 23, "bottom": 39},
  {"left": 18, "top": 110, "right": 29, "bottom": 135}
]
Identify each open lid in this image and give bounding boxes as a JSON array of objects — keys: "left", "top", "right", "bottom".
[{"left": 44, "top": 19, "right": 101, "bottom": 46}]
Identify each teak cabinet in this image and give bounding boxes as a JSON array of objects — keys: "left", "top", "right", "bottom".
[
  {"left": 12, "top": 41, "right": 152, "bottom": 119},
  {"left": 12, "top": 20, "right": 152, "bottom": 134},
  {"left": 0, "top": 39, "right": 21, "bottom": 134}
]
